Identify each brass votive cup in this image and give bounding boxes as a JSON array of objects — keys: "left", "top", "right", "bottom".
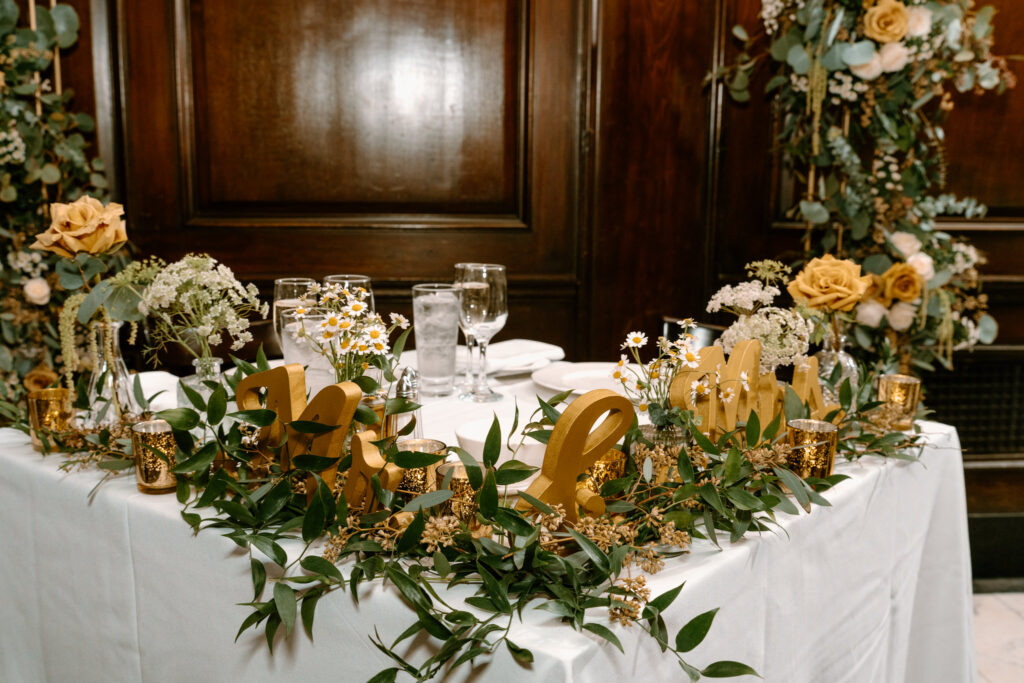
[
  {"left": 578, "top": 448, "right": 626, "bottom": 494},
  {"left": 395, "top": 438, "right": 446, "bottom": 502},
  {"left": 358, "top": 395, "right": 398, "bottom": 439},
  {"left": 786, "top": 419, "right": 838, "bottom": 479},
  {"left": 131, "top": 420, "right": 177, "bottom": 494},
  {"left": 877, "top": 374, "right": 921, "bottom": 430},
  {"left": 27, "top": 388, "right": 73, "bottom": 453},
  {"left": 438, "top": 462, "right": 478, "bottom": 523}
]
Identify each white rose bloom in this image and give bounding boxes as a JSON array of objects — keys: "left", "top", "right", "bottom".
[
  {"left": 906, "top": 7, "right": 932, "bottom": 38},
  {"left": 890, "top": 231, "right": 922, "bottom": 258},
  {"left": 850, "top": 51, "right": 883, "bottom": 81},
  {"left": 887, "top": 302, "right": 917, "bottom": 332},
  {"left": 879, "top": 42, "right": 910, "bottom": 73},
  {"left": 907, "top": 252, "right": 935, "bottom": 281},
  {"left": 23, "top": 277, "right": 51, "bottom": 306},
  {"left": 855, "top": 299, "right": 888, "bottom": 328}
]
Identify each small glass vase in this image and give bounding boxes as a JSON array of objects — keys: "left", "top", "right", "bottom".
[
  {"left": 633, "top": 423, "right": 688, "bottom": 482},
  {"left": 177, "top": 356, "right": 224, "bottom": 409},
  {"left": 81, "top": 321, "right": 140, "bottom": 431},
  {"left": 815, "top": 326, "right": 858, "bottom": 403}
]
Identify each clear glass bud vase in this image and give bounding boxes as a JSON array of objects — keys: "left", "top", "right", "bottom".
[
  {"left": 815, "top": 326, "right": 858, "bottom": 403},
  {"left": 81, "top": 321, "right": 140, "bottom": 430},
  {"left": 177, "top": 356, "right": 224, "bottom": 408}
]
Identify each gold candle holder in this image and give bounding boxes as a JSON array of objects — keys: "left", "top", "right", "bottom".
[
  {"left": 27, "top": 388, "right": 73, "bottom": 453},
  {"left": 358, "top": 395, "right": 398, "bottom": 439},
  {"left": 877, "top": 374, "right": 921, "bottom": 430},
  {"left": 786, "top": 419, "right": 838, "bottom": 479},
  {"left": 395, "top": 438, "right": 446, "bottom": 502},
  {"left": 438, "top": 462, "right": 478, "bottom": 523},
  {"left": 577, "top": 448, "right": 626, "bottom": 494},
  {"left": 131, "top": 420, "right": 177, "bottom": 494}
]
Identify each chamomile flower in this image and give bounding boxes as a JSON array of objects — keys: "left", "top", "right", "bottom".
[
  {"left": 346, "top": 300, "right": 369, "bottom": 316},
  {"left": 623, "top": 331, "right": 648, "bottom": 349},
  {"left": 389, "top": 312, "right": 410, "bottom": 329},
  {"left": 720, "top": 386, "right": 736, "bottom": 405}
]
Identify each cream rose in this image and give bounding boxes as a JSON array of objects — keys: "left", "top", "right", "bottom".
[
  {"left": 887, "top": 302, "right": 917, "bottom": 332},
  {"left": 881, "top": 262, "right": 924, "bottom": 304},
  {"left": 850, "top": 51, "right": 884, "bottom": 80},
  {"left": 890, "top": 231, "right": 922, "bottom": 258},
  {"left": 23, "top": 277, "right": 51, "bottom": 305},
  {"left": 787, "top": 254, "right": 873, "bottom": 312},
  {"left": 879, "top": 41, "right": 910, "bottom": 72},
  {"left": 906, "top": 6, "right": 932, "bottom": 38},
  {"left": 907, "top": 252, "right": 935, "bottom": 281},
  {"left": 864, "top": 0, "right": 910, "bottom": 44},
  {"left": 31, "top": 196, "right": 128, "bottom": 259},
  {"left": 856, "top": 299, "right": 888, "bottom": 327}
]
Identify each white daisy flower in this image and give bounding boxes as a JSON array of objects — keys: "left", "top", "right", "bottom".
[
  {"left": 389, "top": 312, "right": 410, "bottom": 329},
  {"left": 622, "top": 331, "right": 648, "bottom": 349}
]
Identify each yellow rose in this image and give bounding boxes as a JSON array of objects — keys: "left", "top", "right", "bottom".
[
  {"left": 863, "top": 0, "right": 909, "bottom": 44},
  {"left": 23, "top": 365, "right": 60, "bottom": 393},
  {"left": 787, "top": 254, "right": 872, "bottom": 312},
  {"left": 31, "top": 196, "right": 128, "bottom": 259},
  {"left": 880, "top": 262, "right": 923, "bottom": 305}
]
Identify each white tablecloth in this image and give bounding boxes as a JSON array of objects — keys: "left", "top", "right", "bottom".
[{"left": 0, "top": 372, "right": 975, "bottom": 682}]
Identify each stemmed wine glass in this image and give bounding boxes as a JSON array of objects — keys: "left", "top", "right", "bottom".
[
  {"left": 454, "top": 263, "right": 482, "bottom": 391},
  {"left": 456, "top": 264, "right": 507, "bottom": 403},
  {"left": 323, "top": 274, "right": 375, "bottom": 311},
  {"left": 273, "top": 277, "right": 316, "bottom": 340}
]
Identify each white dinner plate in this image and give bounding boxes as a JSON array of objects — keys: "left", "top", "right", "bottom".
[{"left": 531, "top": 361, "right": 636, "bottom": 396}]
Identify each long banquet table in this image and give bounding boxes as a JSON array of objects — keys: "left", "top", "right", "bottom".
[{"left": 0, "top": 369, "right": 976, "bottom": 682}]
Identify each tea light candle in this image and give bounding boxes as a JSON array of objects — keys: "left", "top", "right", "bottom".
[
  {"left": 27, "top": 388, "right": 73, "bottom": 453},
  {"left": 786, "top": 419, "right": 838, "bottom": 479},
  {"left": 131, "top": 420, "right": 177, "bottom": 494},
  {"left": 877, "top": 374, "right": 921, "bottom": 430},
  {"left": 395, "top": 438, "right": 446, "bottom": 502}
]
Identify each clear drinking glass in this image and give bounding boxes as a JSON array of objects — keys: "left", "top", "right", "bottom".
[
  {"left": 279, "top": 307, "right": 335, "bottom": 396},
  {"left": 274, "top": 277, "right": 316, "bottom": 339},
  {"left": 412, "top": 284, "right": 461, "bottom": 396},
  {"left": 454, "top": 262, "right": 484, "bottom": 391},
  {"left": 324, "top": 274, "right": 375, "bottom": 311},
  {"left": 456, "top": 264, "right": 507, "bottom": 403}
]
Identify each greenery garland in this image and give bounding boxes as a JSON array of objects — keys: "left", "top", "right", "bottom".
[
  {"left": 0, "top": 0, "right": 115, "bottom": 402},
  {"left": 9, "top": 342, "right": 923, "bottom": 682}
]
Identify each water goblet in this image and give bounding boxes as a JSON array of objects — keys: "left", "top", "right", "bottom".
[
  {"left": 273, "top": 277, "right": 316, "bottom": 340},
  {"left": 454, "top": 262, "right": 484, "bottom": 392},
  {"left": 456, "top": 264, "right": 507, "bottom": 403}
]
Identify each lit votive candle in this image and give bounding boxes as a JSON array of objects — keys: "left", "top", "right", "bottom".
[
  {"left": 877, "top": 374, "right": 921, "bottom": 430},
  {"left": 131, "top": 420, "right": 177, "bottom": 494},
  {"left": 395, "top": 438, "right": 446, "bottom": 502},
  {"left": 27, "top": 388, "right": 73, "bottom": 453},
  {"left": 786, "top": 419, "right": 839, "bottom": 479}
]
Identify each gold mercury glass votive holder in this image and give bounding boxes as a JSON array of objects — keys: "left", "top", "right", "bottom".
[
  {"left": 131, "top": 419, "right": 178, "bottom": 494},
  {"left": 877, "top": 373, "right": 922, "bottom": 431},
  {"left": 438, "top": 462, "right": 478, "bottom": 523},
  {"left": 395, "top": 438, "right": 446, "bottom": 502},
  {"left": 578, "top": 449, "right": 626, "bottom": 494},
  {"left": 28, "top": 388, "right": 73, "bottom": 453},
  {"left": 786, "top": 419, "right": 839, "bottom": 479}
]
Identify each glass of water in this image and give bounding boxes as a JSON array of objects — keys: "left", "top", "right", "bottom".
[
  {"left": 279, "top": 307, "right": 336, "bottom": 396},
  {"left": 324, "top": 274, "right": 375, "bottom": 311},
  {"left": 274, "top": 278, "right": 316, "bottom": 340},
  {"left": 456, "top": 264, "right": 507, "bottom": 403},
  {"left": 412, "top": 284, "right": 461, "bottom": 397}
]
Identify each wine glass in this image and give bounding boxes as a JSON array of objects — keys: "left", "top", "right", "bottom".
[
  {"left": 324, "top": 274, "right": 375, "bottom": 311},
  {"left": 273, "top": 278, "right": 316, "bottom": 341},
  {"left": 454, "top": 263, "right": 484, "bottom": 391},
  {"left": 456, "top": 264, "right": 507, "bottom": 403}
]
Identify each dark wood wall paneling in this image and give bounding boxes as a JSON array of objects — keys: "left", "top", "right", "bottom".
[{"left": 119, "top": 0, "right": 586, "bottom": 356}]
